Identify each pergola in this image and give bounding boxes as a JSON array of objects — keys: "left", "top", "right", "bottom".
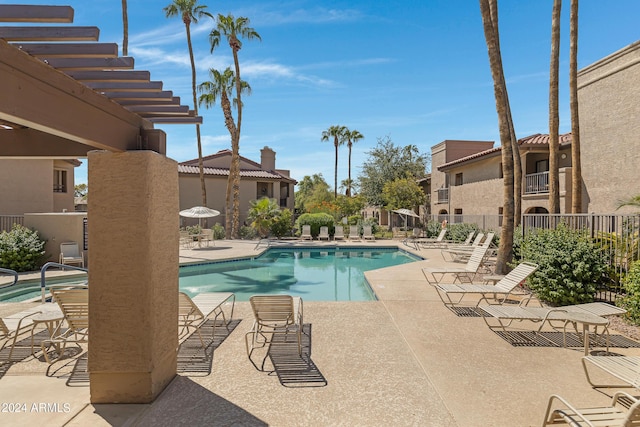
[{"left": 0, "top": 5, "right": 195, "bottom": 403}]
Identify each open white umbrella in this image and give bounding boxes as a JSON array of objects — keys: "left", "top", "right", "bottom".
[
  {"left": 392, "top": 208, "right": 419, "bottom": 230},
  {"left": 179, "top": 206, "right": 220, "bottom": 227}
]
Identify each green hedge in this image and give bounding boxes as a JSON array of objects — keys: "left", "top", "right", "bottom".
[
  {"left": 0, "top": 224, "right": 47, "bottom": 272},
  {"left": 620, "top": 261, "right": 640, "bottom": 325},
  {"left": 296, "top": 213, "right": 334, "bottom": 238},
  {"left": 519, "top": 224, "right": 607, "bottom": 305}
]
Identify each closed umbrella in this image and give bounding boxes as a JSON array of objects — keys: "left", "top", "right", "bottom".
[{"left": 392, "top": 208, "right": 419, "bottom": 230}]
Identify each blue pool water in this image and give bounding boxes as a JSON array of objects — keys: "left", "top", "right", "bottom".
[{"left": 179, "top": 247, "right": 421, "bottom": 301}]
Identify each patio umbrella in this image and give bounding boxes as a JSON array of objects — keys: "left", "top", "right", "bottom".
[
  {"left": 392, "top": 208, "right": 419, "bottom": 230},
  {"left": 179, "top": 206, "right": 220, "bottom": 227}
]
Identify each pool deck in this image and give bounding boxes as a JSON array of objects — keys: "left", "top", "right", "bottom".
[{"left": 2, "top": 238, "right": 640, "bottom": 426}]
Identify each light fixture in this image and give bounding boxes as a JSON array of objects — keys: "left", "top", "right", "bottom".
[{"left": 561, "top": 153, "right": 567, "bottom": 159}]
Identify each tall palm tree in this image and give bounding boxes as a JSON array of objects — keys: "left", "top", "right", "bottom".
[
  {"left": 570, "top": 0, "right": 582, "bottom": 213},
  {"left": 210, "top": 14, "right": 261, "bottom": 238},
  {"left": 121, "top": 0, "right": 128, "bottom": 56},
  {"left": 344, "top": 129, "right": 364, "bottom": 197},
  {"left": 164, "top": 0, "right": 212, "bottom": 208},
  {"left": 197, "top": 67, "right": 251, "bottom": 238},
  {"left": 321, "top": 125, "right": 347, "bottom": 199},
  {"left": 548, "top": 0, "right": 562, "bottom": 214},
  {"left": 479, "top": 0, "right": 517, "bottom": 274}
]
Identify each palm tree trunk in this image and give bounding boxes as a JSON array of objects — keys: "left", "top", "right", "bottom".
[
  {"left": 347, "top": 143, "right": 352, "bottom": 197},
  {"left": 221, "top": 92, "right": 236, "bottom": 238},
  {"left": 480, "top": 0, "right": 515, "bottom": 274},
  {"left": 570, "top": 0, "right": 582, "bottom": 213},
  {"left": 232, "top": 45, "right": 242, "bottom": 238},
  {"left": 334, "top": 140, "right": 339, "bottom": 199},
  {"left": 186, "top": 23, "right": 207, "bottom": 210},
  {"left": 121, "top": 0, "right": 128, "bottom": 56},
  {"left": 548, "top": 0, "right": 562, "bottom": 214}
]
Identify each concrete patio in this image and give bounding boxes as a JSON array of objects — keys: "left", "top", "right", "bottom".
[{"left": 1, "top": 239, "right": 639, "bottom": 426}]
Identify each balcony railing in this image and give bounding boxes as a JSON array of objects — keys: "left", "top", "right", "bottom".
[
  {"left": 437, "top": 188, "right": 449, "bottom": 203},
  {"left": 524, "top": 171, "right": 549, "bottom": 194}
]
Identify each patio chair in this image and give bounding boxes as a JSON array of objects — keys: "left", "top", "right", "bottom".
[
  {"left": 349, "top": 225, "right": 360, "bottom": 241},
  {"left": 413, "top": 229, "right": 448, "bottom": 250},
  {"left": 318, "top": 226, "right": 330, "bottom": 241},
  {"left": 582, "top": 355, "right": 640, "bottom": 390},
  {"left": 59, "top": 242, "right": 84, "bottom": 268},
  {"left": 179, "top": 231, "right": 193, "bottom": 249},
  {"left": 334, "top": 225, "right": 345, "bottom": 240},
  {"left": 42, "top": 287, "right": 89, "bottom": 363},
  {"left": 245, "top": 295, "right": 303, "bottom": 360},
  {"left": 300, "top": 225, "right": 312, "bottom": 240},
  {"left": 441, "top": 232, "right": 493, "bottom": 262},
  {"left": 431, "top": 261, "right": 538, "bottom": 308},
  {"left": 542, "top": 391, "right": 640, "bottom": 426},
  {"left": 200, "top": 229, "right": 214, "bottom": 246},
  {"left": 363, "top": 225, "right": 375, "bottom": 241},
  {"left": 178, "top": 292, "right": 235, "bottom": 347},
  {"left": 422, "top": 245, "right": 490, "bottom": 285},
  {"left": 0, "top": 305, "right": 54, "bottom": 361}
]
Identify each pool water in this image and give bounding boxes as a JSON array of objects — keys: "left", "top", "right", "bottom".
[{"left": 179, "top": 247, "right": 421, "bottom": 301}]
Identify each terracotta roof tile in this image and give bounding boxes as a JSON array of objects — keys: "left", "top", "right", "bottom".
[{"left": 178, "top": 164, "right": 293, "bottom": 181}]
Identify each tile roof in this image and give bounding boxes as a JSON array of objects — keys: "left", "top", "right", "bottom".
[
  {"left": 178, "top": 164, "right": 293, "bottom": 181},
  {"left": 438, "top": 132, "right": 571, "bottom": 171}
]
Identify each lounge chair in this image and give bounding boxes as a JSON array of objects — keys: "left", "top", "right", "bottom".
[
  {"left": 42, "top": 287, "right": 89, "bottom": 363},
  {"left": 334, "top": 226, "right": 345, "bottom": 240},
  {"left": 178, "top": 292, "right": 235, "bottom": 347},
  {"left": 431, "top": 261, "right": 538, "bottom": 308},
  {"left": 300, "top": 225, "right": 312, "bottom": 240},
  {"left": 441, "top": 232, "right": 493, "bottom": 262},
  {"left": 349, "top": 225, "right": 360, "bottom": 241},
  {"left": 542, "top": 391, "right": 640, "bottom": 427},
  {"left": 362, "top": 225, "right": 375, "bottom": 241},
  {"left": 59, "top": 242, "right": 84, "bottom": 268},
  {"left": 582, "top": 355, "right": 640, "bottom": 390},
  {"left": 1, "top": 304, "right": 61, "bottom": 361},
  {"left": 422, "top": 245, "right": 490, "bottom": 285},
  {"left": 245, "top": 295, "right": 304, "bottom": 362},
  {"left": 318, "top": 226, "right": 330, "bottom": 241},
  {"left": 413, "top": 229, "right": 447, "bottom": 249}
]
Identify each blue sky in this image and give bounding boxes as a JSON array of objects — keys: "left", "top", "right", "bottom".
[{"left": 13, "top": 1, "right": 640, "bottom": 189}]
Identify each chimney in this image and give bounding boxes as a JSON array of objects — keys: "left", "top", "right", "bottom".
[{"left": 260, "top": 146, "right": 276, "bottom": 171}]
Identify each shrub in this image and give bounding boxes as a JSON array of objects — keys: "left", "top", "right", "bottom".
[
  {"left": 211, "top": 223, "right": 225, "bottom": 240},
  {"left": 0, "top": 224, "right": 47, "bottom": 272},
  {"left": 619, "top": 261, "right": 640, "bottom": 325},
  {"left": 446, "top": 223, "right": 480, "bottom": 242},
  {"left": 424, "top": 220, "right": 442, "bottom": 238},
  {"left": 239, "top": 226, "right": 258, "bottom": 240},
  {"left": 185, "top": 225, "right": 202, "bottom": 235},
  {"left": 519, "top": 224, "right": 607, "bottom": 305},
  {"left": 295, "top": 213, "right": 334, "bottom": 238},
  {"left": 270, "top": 209, "right": 294, "bottom": 238}
]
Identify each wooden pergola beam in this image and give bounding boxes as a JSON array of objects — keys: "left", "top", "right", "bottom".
[
  {"left": 103, "top": 91, "right": 174, "bottom": 101},
  {"left": 83, "top": 81, "right": 163, "bottom": 92},
  {"left": 12, "top": 42, "right": 118, "bottom": 57},
  {"left": 40, "top": 56, "right": 134, "bottom": 70},
  {"left": 0, "top": 26, "right": 99, "bottom": 41},
  {"left": 148, "top": 116, "right": 203, "bottom": 124},
  {"left": 0, "top": 40, "right": 152, "bottom": 153},
  {"left": 117, "top": 97, "right": 181, "bottom": 106},
  {"left": 0, "top": 5, "right": 74, "bottom": 23},
  {"left": 125, "top": 105, "right": 189, "bottom": 115},
  {"left": 66, "top": 70, "right": 150, "bottom": 82},
  {"left": 0, "top": 128, "right": 96, "bottom": 158}
]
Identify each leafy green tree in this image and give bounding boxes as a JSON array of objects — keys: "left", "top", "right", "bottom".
[
  {"left": 74, "top": 183, "right": 88, "bottom": 199},
  {"left": 247, "top": 197, "right": 280, "bottom": 238},
  {"left": 358, "top": 136, "right": 429, "bottom": 206},
  {"left": 381, "top": 177, "right": 426, "bottom": 211},
  {"left": 164, "top": 0, "right": 212, "bottom": 208},
  {"left": 295, "top": 174, "right": 332, "bottom": 213},
  {"left": 344, "top": 128, "right": 364, "bottom": 196},
  {"left": 335, "top": 195, "right": 365, "bottom": 218},
  {"left": 210, "top": 14, "right": 261, "bottom": 239},
  {"left": 321, "top": 125, "right": 347, "bottom": 199}
]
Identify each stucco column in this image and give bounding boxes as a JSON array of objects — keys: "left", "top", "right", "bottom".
[{"left": 87, "top": 150, "right": 178, "bottom": 403}]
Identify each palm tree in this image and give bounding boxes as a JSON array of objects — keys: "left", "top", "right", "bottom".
[
  {"left": 198, "top": 67, "right": 251, "bottom": 238},
  {"left": 570, "top": 0, "right": 582, "bottom": 213},
  {"left": 321, "top": 126, "right": 347, "bottom": 199},
  {"left": 247, "top": 197, "right": 280, "bottom": 238},
  {"left": 618, "top": 195, "right": 640, "bottom": 210},
  {"left": 479, "top": 0, "right": 517, "bottom": 274},
  {"left": 121, "top": 0, "right": 128, "bottom": 56},
  {"left": 210, "top": 14, "right": 261, "bottom": 238},
  {"left": 164, "top": 0, "right": 212, "bottom": 209},
  {"left": 344, "top": 129, "right": 364, "bottom": 197},
  {"left": 548, "top": 0, "right": 562, "bottom": 214}
]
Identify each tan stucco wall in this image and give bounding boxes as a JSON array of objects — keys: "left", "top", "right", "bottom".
[
  {"left": 578, "top": 41, "right": 640, "bottom": 213},
  {"left": 23, "top": 212, "right": 87, "bottom": 265},
  {"left": 0, "top": 159, "right": 53, "bottom": 215}
]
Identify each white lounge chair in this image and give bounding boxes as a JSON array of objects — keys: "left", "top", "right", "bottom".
[
  {"left": 349, "top": 225, "right": 360, "bottom": 241},
  {"left": 318, "top": 226, "right": 330, "bottom": 241},
  {"left": 178, "top": 292, "right": 235, "bottom": 347},
  {"left": 59, "top": 242, "right": 84, "bottom": 268},
  {"left": 334, "top": 226, "right": 345, "bottom": 240},
  {"left": 42, "top": 287, "right": 89, "bottom": 363},
  {"left": 1, "top": 304, "right": 61, "bottom": 361},
  {"left": 422, "top": 245, "right": 490, "bottom": 285},
  {"left": 542, "top": 392, "right": 640, "bottom": 427},
  {"left": 413, "top": 229, "right": 448, "bottom": 249},
  {"left": 582, "top": 355, "right": 640, "bottom": 390},
  {"left": 362, "top": 225, "right": 375, "bottom": 241},
  {"left": 300, "top": 225, "right": 312, "bottom": 240},
  {"left": 431, "top": 261, "right": 539, "bottom": 308},
  {"left": 441, "top": 232, "right": 494, "bottom": 262}
]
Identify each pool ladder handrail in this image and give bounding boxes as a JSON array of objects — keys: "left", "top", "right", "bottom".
[
  {"left": 40, "top": 262, "right": 88, "bottom": 303},
  {"left": 0, "top": 267, "right": 19, "bottom": 289}
]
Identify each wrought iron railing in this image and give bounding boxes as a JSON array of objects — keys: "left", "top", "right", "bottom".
[
  {"left": 524, "top": 171, "right": 549, "bottom": 194},
  {"left": 0, "top": 215, "right": 24, "bottom": 232},
  {"left": 437, "top": 188, "right": 449, "bottom": 203}
]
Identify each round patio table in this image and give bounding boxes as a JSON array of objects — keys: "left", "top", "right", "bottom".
[
  {"left": 562, "top": 311, "right": 609, "bottom": 355},
  {"left": 30, "top": 310, "right": 64, "bottom": 357}
]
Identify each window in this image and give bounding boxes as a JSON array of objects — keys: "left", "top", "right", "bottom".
[
  {"left": 454, "top": 209, "right": 462, "bottom": 215},
  {"left": 535, "top": 159, "right": 549, "bottom": 173},
  {"left": 455, "top": 173, "right": 463, "bottom": 186},
  {"left": 54, "top": 169, "right": 67, "bottom": 193}
]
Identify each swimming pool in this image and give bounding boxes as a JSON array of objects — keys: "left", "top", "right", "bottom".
[
  {"left": 0, "top": 247, "right": 421, "bottom": 303},
  {"left": 180, "top": 247, "right": 421, "bottom": 301}
]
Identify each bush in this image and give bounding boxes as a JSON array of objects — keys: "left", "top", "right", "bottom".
[
  {"left": 446, "top": 223, "right": 480, "bottom": 242},
  {"left": 519, "top": 224, "right": 607, "bottom": 305},
  {"left": 0, "top": 224, "right": 47, "bottom": 272},
  {"left": 211, "top": 223, "right": 225, "bottom": 240},
  {"left": 296, "top": 213, "right": 334, "bottom": 238},
  {"left": 424, "top": 220, "right": 442, "bottom": 238},
  {"left": 185, "top": 225, "right": 202, "bottom": 235},
  {"left": 619, "top": 261, "right": 640, "bottom": 325},
  {"left": 270, "top": 209, "right": 294, "bottom": 238},
  {"left": 239, "top": 226, "right": 258, "bottom": 240}
]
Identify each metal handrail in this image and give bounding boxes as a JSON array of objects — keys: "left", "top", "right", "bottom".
[
  {"left": 0, "top": 267, "right": 18, "bottom": 289},
  {"left": 40, "top": 262, "right": 88, "bottom": 303}
]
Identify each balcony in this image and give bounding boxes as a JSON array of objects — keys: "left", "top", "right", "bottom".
[
  {"left": 525, "top": 171, "right": 549, "bottom": 194},
  {"left": 437, "top": 188, "right": 449, "bottom": 203}
]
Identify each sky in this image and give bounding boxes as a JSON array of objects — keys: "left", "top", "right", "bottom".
[{"left": 11, "top": 0, "right": 640, "bottom": 190}]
